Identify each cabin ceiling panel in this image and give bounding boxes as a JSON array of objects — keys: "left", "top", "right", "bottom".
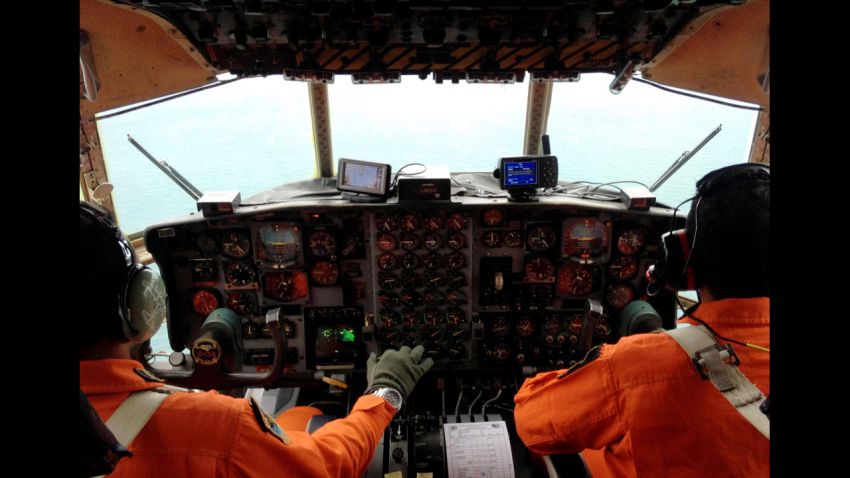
[
  {"left": 640, "top": 0, "right": 769, "bottom": 107},
  {"left": 80, "top": 0, "right": 221, "bottom": 119}
]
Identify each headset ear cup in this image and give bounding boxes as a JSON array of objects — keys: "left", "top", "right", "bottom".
[
  {"left": 123, "top": 267, "right": 168, "bottom": 343},
  {"left": 658, "top": 230, "right": 696, "bottom": 291}
]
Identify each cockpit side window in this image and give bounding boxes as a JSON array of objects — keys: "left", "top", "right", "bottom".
[
  {"left": 548, "top": 74, "right": 760, "bottom": 209},
  {"left": 96, "top": 77, "right": 315, "bottom": 235}
]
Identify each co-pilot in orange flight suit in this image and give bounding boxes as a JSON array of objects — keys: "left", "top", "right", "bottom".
[
  {"left": 514, "top": 297, "right": 769, "bottom": 478},
  {"left": 81, "top": 359, "right": 395, "bottom": 477}
]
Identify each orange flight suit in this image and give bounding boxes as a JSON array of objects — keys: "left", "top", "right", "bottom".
[
  {"left": 81, "top": 359, "right": 395, "bottom": 477},
  {"left": 514, "top": 297, "right": 769, "bottom": 477}
]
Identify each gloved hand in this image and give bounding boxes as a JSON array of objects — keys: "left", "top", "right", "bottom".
[{"left": 366, "top": 345, "right": 434, "bottom": 400}]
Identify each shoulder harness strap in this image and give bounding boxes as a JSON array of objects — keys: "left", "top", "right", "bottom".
[
  {"left": 92, "top": 387, "right": 186, "bottom": 478},
  {"left": 664, "top": 325, "right": 770, "bottom": 440}
]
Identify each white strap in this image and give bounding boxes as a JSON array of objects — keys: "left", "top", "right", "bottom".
[
  {"left": 94, "top": 390, "right": 171, "bottom": 477},
  {"left": 664, "top": 326, "right": 770, "bottom": 440}
]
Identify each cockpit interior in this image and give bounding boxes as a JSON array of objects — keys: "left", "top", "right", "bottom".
[{"left": 80, "top": 1, "right": 770, "bottom": 476}]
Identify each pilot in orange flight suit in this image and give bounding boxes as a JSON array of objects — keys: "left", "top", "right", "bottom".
[
  {"left": 514, "top": 164, "right": 770, "bottom": 477},
  {"left": 81, "top": 359, "right": 395, "bottom": 477},
  {"left": 79, "top": 201, "right": 433, "bottom": 477}
]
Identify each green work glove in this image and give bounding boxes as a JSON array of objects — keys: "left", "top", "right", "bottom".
[{"left": 366, "top": 345, "right": 434, "bottom": 400}]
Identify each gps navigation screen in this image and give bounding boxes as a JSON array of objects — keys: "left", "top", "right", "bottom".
[
  {"left": 505, "top": 161, "right": 537, "bottom": 187},
  {"left": 339, "top": 160, "right": 388, "bottom": 195}
]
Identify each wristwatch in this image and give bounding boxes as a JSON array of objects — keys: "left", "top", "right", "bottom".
[{"left": 365, "top": 386, "right": 404, "bottom": 411}]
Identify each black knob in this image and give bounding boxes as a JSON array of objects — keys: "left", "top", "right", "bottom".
[{"left": 392, "top": 447, "right": 404, "bottom": 463}]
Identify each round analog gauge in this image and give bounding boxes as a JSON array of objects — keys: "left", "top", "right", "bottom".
[
  {"left": 563, "top": 218, "right": 610, "bottom": 261},
  {"left": 486, "top": 342, "right": 510, "bottom": 361},
  {"left": 446, "top": 232, "right": 467, "bottom": 250},
  {"left": 399, "top": 232, "right": 421, "bottom": 251},
  {"left": 382, "top": 329, "right": 401, "bottom": 347},
  {"left": 378, "top": 253, "right": 399, "bottom": 271},
  {"left": 517, "top": 318, "right": 536, "bottom": 337},
  {"left": 558, "top": 264, "right": 594, "bottom": 296},
  {"left": 376, "top": 233, "right": 398, "bottom": 252},
  {"left": 424, "top": 309, "right": 442, "bottom": 326},
  {"left": 446, "top": 252, "right": 466, "bottom": 270},
  {"left": 482, "top": 208, "right": 504, "bottom": 227},
  {"left": 402, "top": 309, "right": 421, "bottom": 327},
  {"left": 617, "top": 229, "right": 646, "bottom": 255},
  {"left": 379, "top": 309, "right": 399, "bottom": 328},
  {"left": 446, "top": 213, "right": 467, "bottom": 231},
  {"left": 448, "top": 326, "right": 467, "bottom": 341},
  {"left": 425, "top": 272, "right": 445, "bottom": 288},
  {"left": 425, "top": 327, "right": 444, "bottom": 343},
  {"left": 481, "top": 230, "right": 502, "bottom": 248},
  {"left": 310, "top": 261, "right": 339, "bottom": 286},
  {"left": 258, "top": 223, "right": 301, "bottom": 263},
  {"left": 379, "top": 271, "right": 400, "bottom": 289},
  {"left": 544, "top": 316, "right": 562, "bottom": 334},
  {"left": 504, "top": 230, "right": 524, "bottom": 248},
  {"left": 196, "top": 234, "right": 217, "bottom": 254},
  {"left": 527, "top": 226, "right": 557, "bottom": 252},
  {"left": 606, "top": 283, "right": 636, "bottom": 310},
  {"left": 446, "top": 308, "right": 465, "bottom": 325},
  {"left": 226, "top": 292, "right": 254, "bottom": 315},
  {"left": 375, "top": 213, "right": 397, "bottom": 232},
  {"left": 491, "top": 317, "right": 511, "bottom": 337},
  {"left": 526, "top": 256, "right": 556, "bottom": 282},
  {"left": 400, "top": 213, "right": 420, "bottom": 232},
  {"left": 221, "top": 230, "right": 251, "bottom": 259},
  {"left": 423, "top": 214, "right": 443, "bottom": 231},
  {"left": 447, "top": 272, "right": 466, "bottom": 288},
  {"left": 225, "top": 262, "right": 257, "bottom": 288},
  {"left": 192, "top": 290, "right": 219, "bottom": 316},
  {"left": 191, "top": 260, "right": 216, "bottom": 282},
  {"left": 421, "top": 309, "right": 440, "bottom": 326},
  {"left": 400, "top": 289, "right": 423, "bottom": 307},
  {"left": 422, "top": 252, "right": 442, "bottom": 270},
  {"left": 263, "top": 271, "right": 309, "bottom": 302},
  {"left": 447, "top": 289, "right": 467, "bottom": 305},
  {"left": 404, "top": 328, "right": 422, "bottom": 346},
  {"left": 378, "top": 291, "right": 400, "bottom": 307},
  {"left": 423, "top": 232, "right": 443, "bottom": 251},
  {"left": 401, "top": 253, "right": 420, "bottom": 270},
  {"left": 423, "top": 289, "right": 445, "bottom": 306},
  {"left": 609, "top": 255, "right": 638, "bottom": 281},
  {"left": 401, "top": 271, "right": 423, "bottom": 289},
  {"left": 307, "top": 230, "right": 336, "bottom": 257},
  {"left": 568, "top": 317, "right": 583, "bottom": 335}
]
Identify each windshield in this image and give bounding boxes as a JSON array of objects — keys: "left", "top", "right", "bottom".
[{"left": 97, "top": 74, "right": 758, "bottom": 234}]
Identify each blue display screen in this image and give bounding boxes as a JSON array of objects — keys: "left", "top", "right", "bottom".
[{"left": 504, "top": 161, "right": 537, "bottom": 187}]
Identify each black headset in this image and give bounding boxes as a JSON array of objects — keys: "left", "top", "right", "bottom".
[
  {"left": 650, "top": 163, "right": 770, "bottom": 291},
  {"left": 79, "top": 201, "right": 167, "bottom": 343}
]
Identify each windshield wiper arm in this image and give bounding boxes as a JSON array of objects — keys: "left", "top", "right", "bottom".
[
  {"left": 127, "top": 135, "right": 204, "bottom": 201},
  {"left": 649, "top": 124, "right": 722, "bottom": 193}
]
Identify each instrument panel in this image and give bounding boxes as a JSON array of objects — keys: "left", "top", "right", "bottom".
[{"left": 145, "top": 198, "right": 677, "bottom": 376}]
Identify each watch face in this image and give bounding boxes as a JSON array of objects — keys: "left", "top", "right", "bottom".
[
  {"left": 384, "top": 389, "right": 403, "bottom": 409},
  {"left": 371, "top": 387, "right": 403, "bottom": 410}
]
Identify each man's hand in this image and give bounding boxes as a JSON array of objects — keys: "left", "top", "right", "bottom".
[{"left": 366, "top": 345, "right": 434, "bottom": 400}]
